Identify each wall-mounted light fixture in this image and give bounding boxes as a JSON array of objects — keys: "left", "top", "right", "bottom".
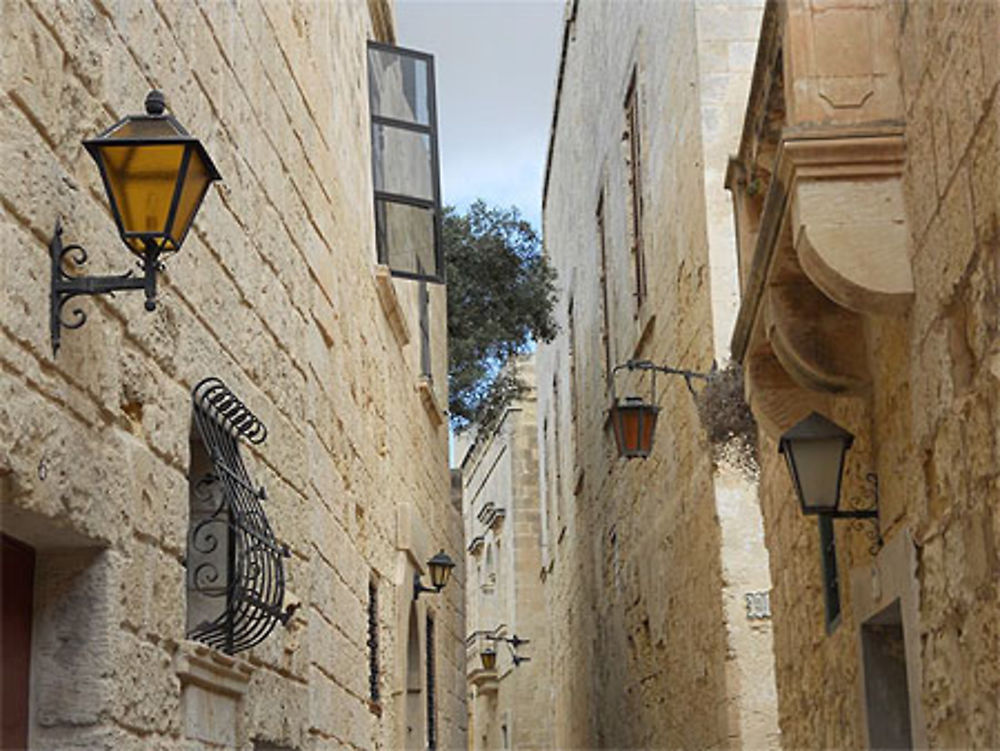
[
  {"left": 609, "top": 359, "right": 708, "bottom": 459},
  {"left": 50, "top": 90, "right": 221, "bottom": 354},
  {"left": 413, "top": 549, "right": 456, "bottom": 600},
  {"left": 778, "top": 412, "right": 882, "bottom": 550},
  {"left": 486, "top": 632, "right": 531, "bottom": 667}
]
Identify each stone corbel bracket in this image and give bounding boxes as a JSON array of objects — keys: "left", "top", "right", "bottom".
[
  {"left": 781, "top": 128, "right": 913, "bottom": 316},
  {"left": 733, "top": 127, "right": 913, "bottom": 437}
]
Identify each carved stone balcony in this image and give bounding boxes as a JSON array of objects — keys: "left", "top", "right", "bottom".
[{"left": 727, "top": 0, "right": 912, "bottom": 436}]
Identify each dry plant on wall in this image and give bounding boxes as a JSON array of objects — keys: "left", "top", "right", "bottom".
[{"left": 693, "top": 362, "right": 759, "bottom": 476}]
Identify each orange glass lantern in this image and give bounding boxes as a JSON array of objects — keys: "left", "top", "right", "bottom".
[
  {"left": 608, "top": 359, "right": 707, "bottom": 460},
  {"left": 610, "top": 396, "right": 660, "bottom": 459}
]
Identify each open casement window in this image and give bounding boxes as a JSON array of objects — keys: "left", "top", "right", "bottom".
[
  {"left": 368, "top": 41, "right": 443, "bottom": 283},
  {"left": 187, "top": 377, "right": 292, "bottom": 655}
]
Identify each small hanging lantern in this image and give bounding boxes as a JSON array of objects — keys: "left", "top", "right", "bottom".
[
  {"left": 610, "top": 396, "right": 660, "bottom": 459},
  {"left": 608, "top": 360, "right": 709, "bottom": 460},
  {"left": 480, "top": 647, "right": 497, "bottom": 671}
]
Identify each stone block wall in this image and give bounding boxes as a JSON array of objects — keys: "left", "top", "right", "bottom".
[
  {"left": 536, "top": 0, "right": 776, "bottom": 747},
  {"left": 740, "top": 0, "right": 999, "bottom": 746},
  {"left": 0, "top": 1, "right": 463, "bottom": 749},
  {"left": 460, "top": 361, "right": 551, "bottom": 751}
]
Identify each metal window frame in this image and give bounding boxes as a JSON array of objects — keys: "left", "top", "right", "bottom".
[{"left": 367, "top": 41, "right": 444, "bottom": 284}]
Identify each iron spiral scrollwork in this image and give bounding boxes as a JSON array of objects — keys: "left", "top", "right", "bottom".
[
  {"left": 847, "top": 473, "right": 884, "bottom": 556},
  {"left": 187, "top": 376, "right": 293, "bottom": 655}
]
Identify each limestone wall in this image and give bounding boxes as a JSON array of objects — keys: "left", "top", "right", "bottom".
[
  {"left": 460, "top": 361, "right": 551, "bottom": 751},
  {"left": 536, "top": 0, "right": 776, "bottom": 746},
  {"left": 735, "top": 0, "right": 1000, "bottom": 746},
  {"left": 0, "top": 1, "right": 463, "bottom": 749}
]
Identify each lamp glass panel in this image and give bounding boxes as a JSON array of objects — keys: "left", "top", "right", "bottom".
[
  {"left": 98, "top": 142, "right": 185, "bottom": 240},
  {"left": 787, "top": 437, "right": 846, "bottom": 512},
  {"left": 481, "top": 650, "right": 496, "bottom": 671},
  {"left": 620, "top": 408, "right": 641, "bottom": 454},
  {"left": 430, "top": 561, "right": 452, "bottom": 589},
  {"left": 168, "top": 146, "right": 213, "bottom": 246}
]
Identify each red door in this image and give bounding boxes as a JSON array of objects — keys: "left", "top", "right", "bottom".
[{"left": 2, "top": 534, "right": 35, "bottom": 749}]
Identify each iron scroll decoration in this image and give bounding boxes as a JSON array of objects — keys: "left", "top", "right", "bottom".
[{"left": 187, "top": 377, "right": 295, "bottom": 655}]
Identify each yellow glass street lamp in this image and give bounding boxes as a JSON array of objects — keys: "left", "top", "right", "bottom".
[{"left": 50, "top": 90, "right": 221, "bottom": 354}]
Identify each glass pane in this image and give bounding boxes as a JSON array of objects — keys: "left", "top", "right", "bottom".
[
  {"left": 372, "top": 124, "right": 433, "bottom": 201},
  {"left": 791, "top": 438, "right": 844, "bottom": 511},
  {"left": 169, "top": 146, "right": 212, "bottom": 246},
  {"left": 375, "top": 200, "right": 436, "bottom": 278},
  {"left": 98, "top": 142, "right": 184, "bottom": 237},
  {"left": 368, "top": 48, "right": 430, "bottom": 125}
]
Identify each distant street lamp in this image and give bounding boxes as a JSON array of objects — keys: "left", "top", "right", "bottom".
[
  {"left": 50, "top": 90, "right": 221, "bottom": 354},
  {"left": 609, "top": 360, "right": 708, "bottom": 459},
  {"left": 413, "top": 550, "right": 456, "bottom": 600},
  {"left": 480, "top": 647, "right": 497, "bottom": 671}
]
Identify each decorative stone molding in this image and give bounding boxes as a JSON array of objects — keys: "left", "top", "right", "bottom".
[
  {"left": 174, "top": 641, "right": 253, "bottom": 748},
  {"left": 781, "top": 130, "right": 913, "bottom": 316},
  {"left": 727, "top": 1, "right": 913, "bottom": 438},
  {"left": 467, "top": 535, "right": 485, "bottom": 556},
  {"left": 374, "top": 265, "right": 411, "bottom": 347},
  {"left": 468, "top": 666, "right": 499, "bottom": 694}
]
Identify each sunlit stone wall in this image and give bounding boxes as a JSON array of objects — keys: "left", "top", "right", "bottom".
[
  {"left": 0, "top": 1, "right": 461, "bottom": 749},
  {"left": 536, "top": 0, "right": 777, "bottom": 747}
]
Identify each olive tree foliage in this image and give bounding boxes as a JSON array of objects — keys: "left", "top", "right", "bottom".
[{"left": 445, "top": 200, "right": 558, "bottom": 431}]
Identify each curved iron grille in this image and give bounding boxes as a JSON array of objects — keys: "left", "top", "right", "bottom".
[{"left": 187, "top": 377, "right": 291, "bottom": 655}]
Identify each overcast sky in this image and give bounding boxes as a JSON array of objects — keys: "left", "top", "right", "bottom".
[{"left": 395, "top": 0, "right": 565, "bottom": 230}]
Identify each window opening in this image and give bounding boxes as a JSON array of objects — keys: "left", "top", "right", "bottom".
[
  {"left": 624, "top": 70, "right": 646, "bottom": 307},
  {"left": 818, "top": 516, "right": 841, "bottom": 630},
  {"left": 862, "top": 600, "right": 913, "bottom": 748},
  {"left": 552, "top": 376, "right": 564, "bottom": 533},
  {"left": 568, "top": 297, "right": 580, "bottom": 463},
  {"left": 186, "top": 377, "right": 292, "bottom": 655},
  {"left": 368, "top": 577, "right": 380, "bottom": 705},
  {"left": 597, "top": 193, "right": 613, "bottom": 389},
  {"left": 368, "top": 42, "right": 443, "bottom": 282},
  {"left": 426, "top": 614, "right": 437, "bottom": 750}
]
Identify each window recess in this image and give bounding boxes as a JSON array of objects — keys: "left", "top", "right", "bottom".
[
  {"left": 368, "top": 42, "right": 443, "bottom": 283},
  {"left": 187, "top": 377, "right": 294, "bottom": 655}
]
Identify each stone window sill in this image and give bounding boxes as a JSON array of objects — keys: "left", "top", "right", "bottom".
[
  {"left": 417, "top": 376, "right": 445, "bottom": 427},
  {"left": 374, "top": 265, "right": 410, "bottom": 347}
]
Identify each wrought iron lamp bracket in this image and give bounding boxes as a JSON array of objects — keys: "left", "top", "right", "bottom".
[
  {"left": 413, "top": 573, "right": 441, "bottom": 601},
  {"left": 830, "top": 473, "right": 883, "bottom": 555},
  {"left": 486, "top": 632, "right": 531, "bottom": 666},
  {"left": 50, "top": 219, "right": 163, "bottom": 355},
  {"left": 611, "top": 358, "right": 711, "bottom": 401}
]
